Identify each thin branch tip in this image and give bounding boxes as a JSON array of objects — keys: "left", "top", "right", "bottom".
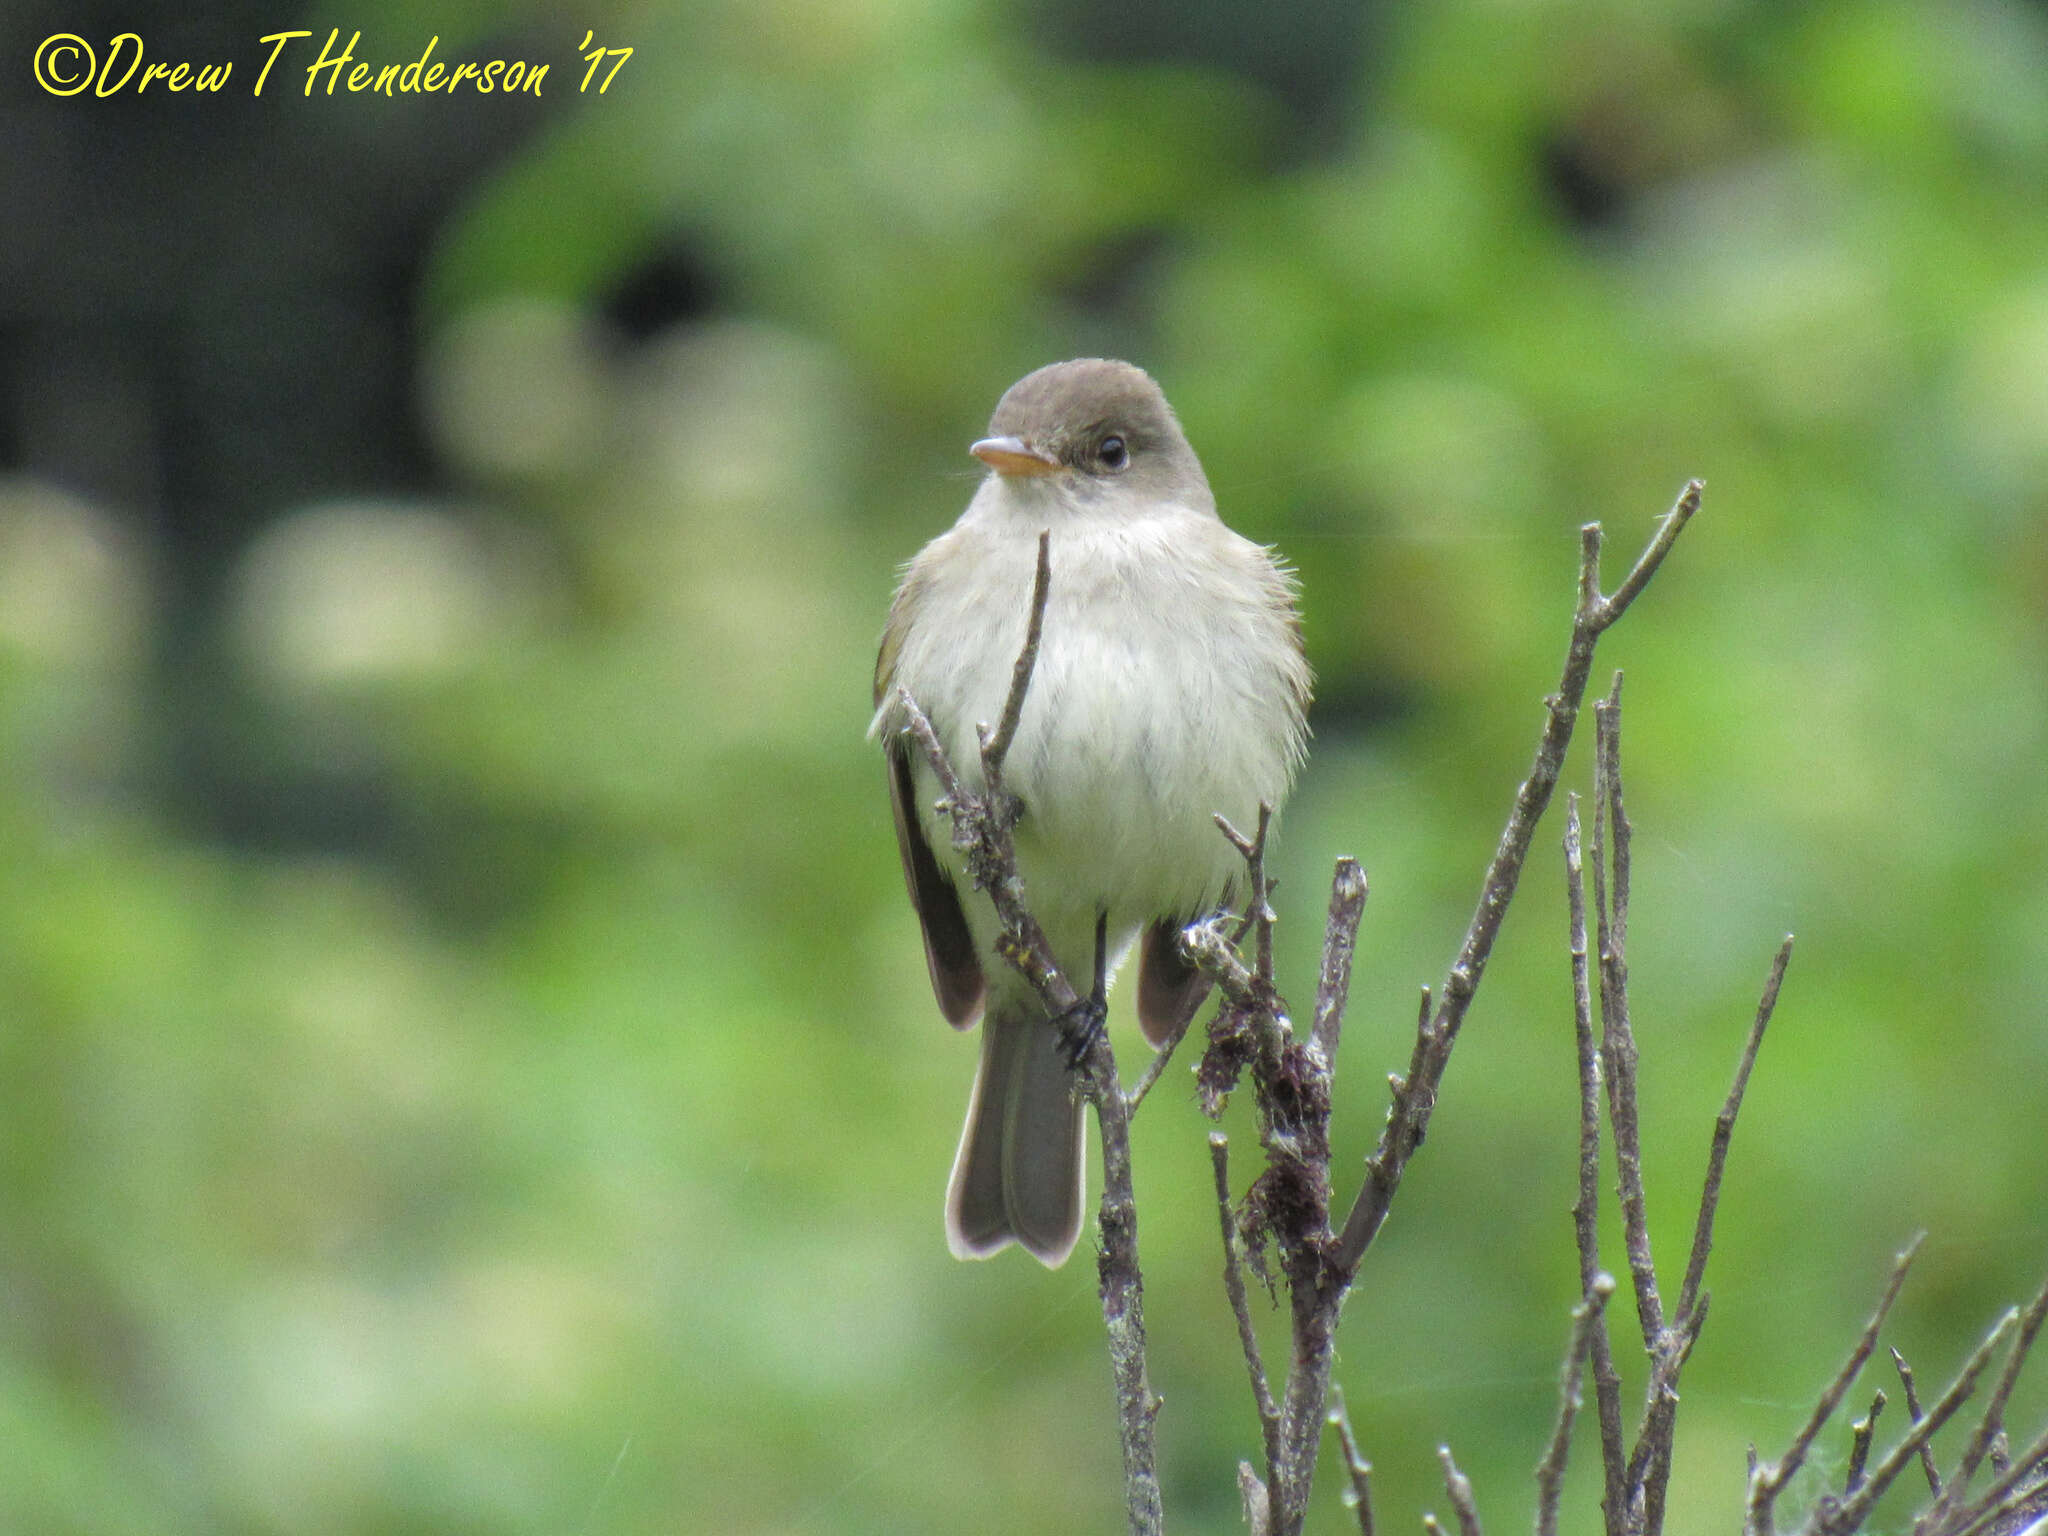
[
  {"left": 981, "top": 528, "right": 1053, "bottom": 774},
  {"left": 1597, "top": 478, "right": 1703, "bottom": 625}
]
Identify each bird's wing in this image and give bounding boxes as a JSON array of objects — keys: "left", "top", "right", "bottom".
[
  {"left": 876, "top": 581, "right": 986, "bottom": 1028},
  {"left": 1136, "top": 917, "right": 1212, "bottom": 1047},
  {"left": 885, "top": 739, "right": 986, "bottom": 1027}
]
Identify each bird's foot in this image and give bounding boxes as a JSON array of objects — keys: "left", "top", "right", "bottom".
[
  {"left": 1054, "top": 992, "right": 1107, "bottom": 1070},
  {"left": 1051, "top": 911, "right": 1110, "bottom": 1070}
]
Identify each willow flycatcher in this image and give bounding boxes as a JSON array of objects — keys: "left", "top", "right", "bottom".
[{"left": 873, "top": 358, "right": 1310, "bottom": 1266}]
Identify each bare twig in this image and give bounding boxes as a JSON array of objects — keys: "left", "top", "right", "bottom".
[
  {"left": 1217, "top": 804, "right": 1277, "bottom": 985},
  {"left": 1537, "top": 1272, "right": 1618, "bottom": 1536},
  {"left": 888, "top": 474, "right": 2048, "bottom": 1536},
  {"left": 896, "top": 535, "right": 1163, "bottom": 1536},
  {"left": 1335, "top": 483, "right": 1702, "bottom": 1278},
  {"left": 1185, "top": 488, "right": 1698, "bottom": 1536},
  {"left": 1677, "top": 935, "right": 1795, "bottom": 1330},
  {"left": 1309, "top": 859, "right": 1368, "bottom": 1067},
  {"left": 1081, "top": 956, "right": 1163, "bottom": 1536},
  {"left": 1629, "top": 929, "right": 1794, "bottom": 1533},
  {"left": 1127, "top": 1007, "right": 1198, "bottom": 1110},
  {"left": 1181, "top": 918, "right": 1289, "bottom": 1064},
  {"left": 1631, "top": 1293, "right": 1706, "bottom": 1536},
  {"left": 1439, "top": 1446, "right": 1483, "bottom": 1536},
  {"left": 1213, "top": 1132, "right": 1282, "bottom": 1484},
  {"left": 1591, "top": 678, "right": 1664, "bottom": 1357},
  {"left": 1847, "top": 1393, "right": 1887, "bottom": 1495},
  {"left": 1328, "top": 1390, "right": 1376, "bottom": 1536},
  {"left": 1936, "top": 1423, "right": 2048, "bottom": 1535},
  {"left": 1897, "top": 1348, "right": 1947, "bottom": 1499},
  {"left": 1128, "top": 811, "right": 1283, "bottom": 1117},
  {"left": 1819, "top": 1308, "right": 2017, "bottom": 1533},
  {"left": 1176, "top": 487, "right": 1697, "bottom": 1535},
  {"left": 1276, "top": 1321, "right": 1338, "bottom": 1523},
  {"left": 1918, "top": 1272, "right": 2048, "bottom": 1533},
  {"left": 1564, "top": 795, "right": 1629, "bottom": 1530},
  {"left": 1600, "top": 489, "right": 1699, "bottom": 619},
  {"left": 1240, "top": 1461, "right": 1273, "bottom": 1536},
  {"left": 1746, "top": 1235, "right": 1925, "bottom": 1536},
  {"left": 898, "top": 637, "right": 1075, "bottom": 1023},
  {"left": 902, "top": 688, "right": 1082, "bottom": 1030},
  {"left": 980, "top": 530, "right": 1051, "bottom": 773},
  {"left": 1198, "top": 797, "right": 1339, "bottom": 1532}
]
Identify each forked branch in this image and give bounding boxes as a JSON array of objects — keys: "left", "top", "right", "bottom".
[
  {"left": 1334, "top": 482, "right": 1702, "bottom": 1276},
  {"left": 1184, "top": 483, "right": 1703, "bottom": 1536},
  {"left": 893, "top": 529, "right": 1164, "bottom": 1536}
]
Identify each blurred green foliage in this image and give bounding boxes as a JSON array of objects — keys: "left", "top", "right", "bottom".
[{"left": 5, "top": 0, "right": 2048, "bottom": 1531}]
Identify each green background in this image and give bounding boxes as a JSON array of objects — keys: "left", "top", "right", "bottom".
[{"left": 4, "top": 0, "right": 2047, "bottom": 1531}]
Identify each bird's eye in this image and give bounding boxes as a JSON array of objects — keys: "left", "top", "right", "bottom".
[{"left": 1098, "top": 435, "right": 1129, "bottom": 471}]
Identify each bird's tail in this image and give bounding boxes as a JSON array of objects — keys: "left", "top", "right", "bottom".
[{"left": 945, "top": 1000, "right": 1085, "bottom": 1267}]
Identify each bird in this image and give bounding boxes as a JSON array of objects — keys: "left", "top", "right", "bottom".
[{"left": 872, "top": 358, "right": 1310, "bottom": 1267}]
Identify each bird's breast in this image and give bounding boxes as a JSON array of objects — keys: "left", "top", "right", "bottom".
[{"left": 900, "top": 512, "right": 1303, "bottom": 933}]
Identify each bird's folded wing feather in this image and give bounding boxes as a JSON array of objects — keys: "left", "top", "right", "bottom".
[{"left": 885, "top": 741, "right": 986, "bottom": 1026}]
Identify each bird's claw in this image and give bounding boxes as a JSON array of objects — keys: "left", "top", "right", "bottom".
[{"left": 1055, "top": 993, "right": 1107, "bottom": 1070}]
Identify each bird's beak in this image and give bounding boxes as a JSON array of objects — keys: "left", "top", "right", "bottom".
[{"left": 971, "top": 436, "right": 1062, "bottom": 478}]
